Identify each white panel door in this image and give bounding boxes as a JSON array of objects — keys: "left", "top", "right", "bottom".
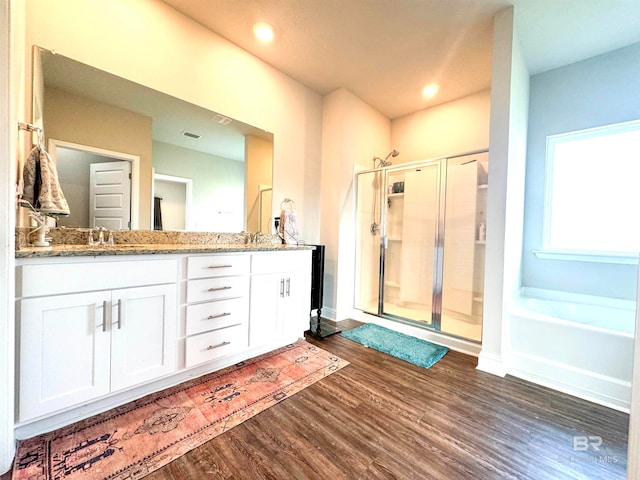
[
  {"left": 19, "top": 291, "right": 111, "bottom": 421},
  {"left": 110, "top": 284, "right": 177, "bottom": 391},
  {"left": 90, "top": 160, "right": 131, "bottom": 230}
]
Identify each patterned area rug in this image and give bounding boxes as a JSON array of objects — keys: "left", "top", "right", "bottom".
[
  {"left": 341, "top": 323, "right": 448, "bottom": 369},
  {"left": 13, "top": 340, "right": 348, "bottom": 480}
]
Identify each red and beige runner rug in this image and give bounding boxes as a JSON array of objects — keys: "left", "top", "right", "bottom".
[{"left": 13, "top": 340, "right": 348, "bottom": 480}]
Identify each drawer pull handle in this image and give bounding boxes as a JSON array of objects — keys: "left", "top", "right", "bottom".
[
  {"left": 102, "top": 300, "right": 108, "bottom": 332},
  {"left": 208, "top": 264, "right": 233, "bottom": 269},
  {"left": 208, "top": 286, "right": 232, "bottom": 292},
  {"left": 207, "top": 312, "right": 231, "bottom": 320},
  {"left": 206, "top": 341, "right": 231, "bottom": 350}
]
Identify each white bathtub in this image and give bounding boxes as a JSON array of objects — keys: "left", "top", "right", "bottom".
[{"left": 508, "top": 288, "right": 635, "bottom": 412}]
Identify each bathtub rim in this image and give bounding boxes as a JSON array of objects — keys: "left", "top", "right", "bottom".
[{"left": 512, "top": 287, "right": 635, "bottom": 338}]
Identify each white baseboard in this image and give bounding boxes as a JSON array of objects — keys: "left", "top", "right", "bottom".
[
  {"left": 320, "top": 306, "right": 337, "bottom": 321},
  {"left": 508, "top": 352, "right": 630, "bottom": 413},
  {"left": 476, "top": 351, "right": 507, "bottom": 377}
]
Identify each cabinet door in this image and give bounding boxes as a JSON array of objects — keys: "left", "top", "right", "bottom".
[
  {"left": 110, "top": 284, "right": 177, "bottom": 391},
  {"left": 19, "top": 291, "right": 111, "bottom": 421},
  {"left": 282, "top": 269, "right": 312, "bottom": 339},
  {"left": 249, "top": 273, "right": 284, "bottom": 347}
]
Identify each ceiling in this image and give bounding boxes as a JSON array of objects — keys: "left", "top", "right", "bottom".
[{"left": 161, "top": 0, "right": 640, "bottom": 119}]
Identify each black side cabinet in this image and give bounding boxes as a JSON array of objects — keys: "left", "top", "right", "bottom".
[{"left": 308, "top": 244, "right": 341, "bottom": 338}]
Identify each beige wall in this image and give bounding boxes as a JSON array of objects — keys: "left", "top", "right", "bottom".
[
  {"left": 320, "top": 88, "right": 391, "bottom": 320},
  {"left": 23, "top": 0, "right": 322, "bottom": 239},
  {"left": 245, "top": 135, "right": 274, "bottom": 233},
  {"left": 44, "top": 87, "right": 153, "bottom": 227},
  {"left": 391, "top": 90, "right": 491, "bottom": 162}
]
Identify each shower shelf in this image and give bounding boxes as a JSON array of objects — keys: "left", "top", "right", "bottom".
[
  {"left": 388, "top": 237, "right": 402, "bottom": 242},
  {"left": 478, "top": 184, "right": 488, "bottom": 189},
  {"left": 384, "top": 281, "right": 400, "bottom": 288},
  {"left": 473, "top": 296, "right": 484, "bottom": 302},
  {"left": 388, "top": 193, "right": 404, "bottom": 198},
  {"left": 475, "top": 240, "right": 486, "bottom": 245}
]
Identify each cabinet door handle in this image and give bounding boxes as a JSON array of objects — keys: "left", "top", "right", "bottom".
[
  {"left": 206, "top": 312, "right": 231, "bottom": 320},
  {"left": 102, "top": 300, "right": 108, "bottom": 332},
  {"left": 117, "top": 299, "right": 122, "bottom": 329},
  {"left": 280, "top": 278, "right": 285, "bottom": 297},
  {"left": 208, "top": 286, "right": 232, "bottom": 292},
  {"left": 208, "top": 264, "right": 233, "bottom": 269},
  {"left": 286, "top": 277, "right": 291, "bottom": 297},
  {"left": 206, "top": 341, "right": 230, "bottom": 350}
]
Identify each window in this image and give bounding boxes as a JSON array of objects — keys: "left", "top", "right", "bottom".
[{"left": 540, "top": 119, "right": 640, "bottom": 262}]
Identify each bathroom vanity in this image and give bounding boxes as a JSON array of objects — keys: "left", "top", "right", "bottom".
[{"left": 14, "top": 243, "right": 312, "bottom": 437}]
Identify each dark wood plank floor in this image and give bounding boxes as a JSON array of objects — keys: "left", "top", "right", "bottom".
[{"left": 4, "top": 320, "right": 629, "bottom": 479}]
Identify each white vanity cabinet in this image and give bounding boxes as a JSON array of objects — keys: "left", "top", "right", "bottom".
[
  {"left": 15, "top": 247, "right": 313, "bottom": 434},
  {"left": 183, "top": 254, "right": 250, "bottom": 368},
  {"left": 249, "top": 250, "right": 312, "bottom": 348},
  {"left": 16, "top": 259, "right": 178, "bottom": 422}
]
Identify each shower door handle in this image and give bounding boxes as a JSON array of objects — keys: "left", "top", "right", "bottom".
[{"left": 382, "top": 235, "right": 388, "bottom": 249}]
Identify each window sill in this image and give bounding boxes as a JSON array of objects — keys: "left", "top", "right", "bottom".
[{"left": 532, "top": 250, "right": 639, "bottom": 265}]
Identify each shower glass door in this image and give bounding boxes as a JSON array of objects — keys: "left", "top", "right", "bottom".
[
  {"left": 381, "top": 163, "right": 441, "bottom": 325},
  {"left": 439, "top": 153, "right": 488, "bottom": 341}
]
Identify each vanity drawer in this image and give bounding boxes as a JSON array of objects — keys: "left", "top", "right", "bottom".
[
  {"left": 187, "top": 254, "right": 250, "bottom": 279},
  {"left": 185, "top": 323, "right": 248, "bottom": 368},
  {"left": 186, "top": 276, "right": 249, "bottom": 303},
  {"left": 251, "top": 250, "right": 311, "bottom": 274},
  {"left": 185, "top": 298, "right": 248, "bottom": 336}
]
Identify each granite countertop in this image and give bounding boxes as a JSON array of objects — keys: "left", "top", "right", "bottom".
[{"left": 15, "top": 243, "right": 314, "bottom": 258}]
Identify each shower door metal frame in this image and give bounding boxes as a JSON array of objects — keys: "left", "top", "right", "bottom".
[
  {"left": 378, "top": 159, "right": 444, "bottom": 329},
  {"left": 354, "top": 148, "right": 489, "bottom": 341}
]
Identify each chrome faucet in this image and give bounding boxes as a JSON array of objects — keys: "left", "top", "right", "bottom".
[
  {"left": 88, "top": 227, "right": 114, "bottom": 246},
  {"left": 252, "top": 231, "right": 265, "bottom": 244}
]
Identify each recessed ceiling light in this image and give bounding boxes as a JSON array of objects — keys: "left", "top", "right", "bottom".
[
  {"left": 253, "top": 22, "right": 274, "bottom": 43},
  {"left": 422, "top": 83, "right": 439, "bottom": 98}
]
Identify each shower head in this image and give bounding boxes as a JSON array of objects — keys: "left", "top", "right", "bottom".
[
  {"left": 373, "top": 149, "right": 400, "bottom": 168},
  {"left": 385, "top": 149, "right": 399, "bottom": 161}
]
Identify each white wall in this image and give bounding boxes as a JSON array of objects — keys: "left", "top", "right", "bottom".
[
  {"left": 1, "top": 0, "right": 23, "bottom": 472},
  {"left": 477, "top": 7, "right": 530, "bottom": 377},
  {"left": 391, "top": 90, "right": 491, "bottom": 163},
  {"left": 320, "top": 88, "right": 390, "bottom": 320},
  {"left": 24, "top": 0, "right": 323, "bottom": 241},
  {"left": 153, "top": 141, "right": 244, "bottom": 232},
  {"left": 522, "top": 42, "right": 640, "bottom": 301}
]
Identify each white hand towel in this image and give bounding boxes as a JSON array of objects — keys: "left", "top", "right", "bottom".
[{"left": 279, "top": 198, "right": 299, "bottom": 245}]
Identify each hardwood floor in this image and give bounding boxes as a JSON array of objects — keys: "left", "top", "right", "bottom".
[{"left": 4, "top": 319, "right": 629, "bottom": 479}]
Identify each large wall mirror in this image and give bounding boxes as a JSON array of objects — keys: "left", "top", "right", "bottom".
[{"left": 32, "top": 46, "right": 274, "bottom": 233}]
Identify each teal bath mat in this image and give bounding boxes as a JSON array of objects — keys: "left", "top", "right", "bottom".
[{"left": 341, "top": 323, "right": 448, "bottom": 369}]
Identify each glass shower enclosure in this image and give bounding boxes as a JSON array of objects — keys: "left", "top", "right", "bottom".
[{"left": 354, "top": 151, "right": 488, "bottom": 342}]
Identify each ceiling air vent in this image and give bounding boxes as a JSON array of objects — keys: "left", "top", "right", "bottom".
[
  {"left": 212, "top": 114, "right": 232, "bottom": 126},
  {"left": 181, "top": 130, "right": 201, "bottom": 139}
]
